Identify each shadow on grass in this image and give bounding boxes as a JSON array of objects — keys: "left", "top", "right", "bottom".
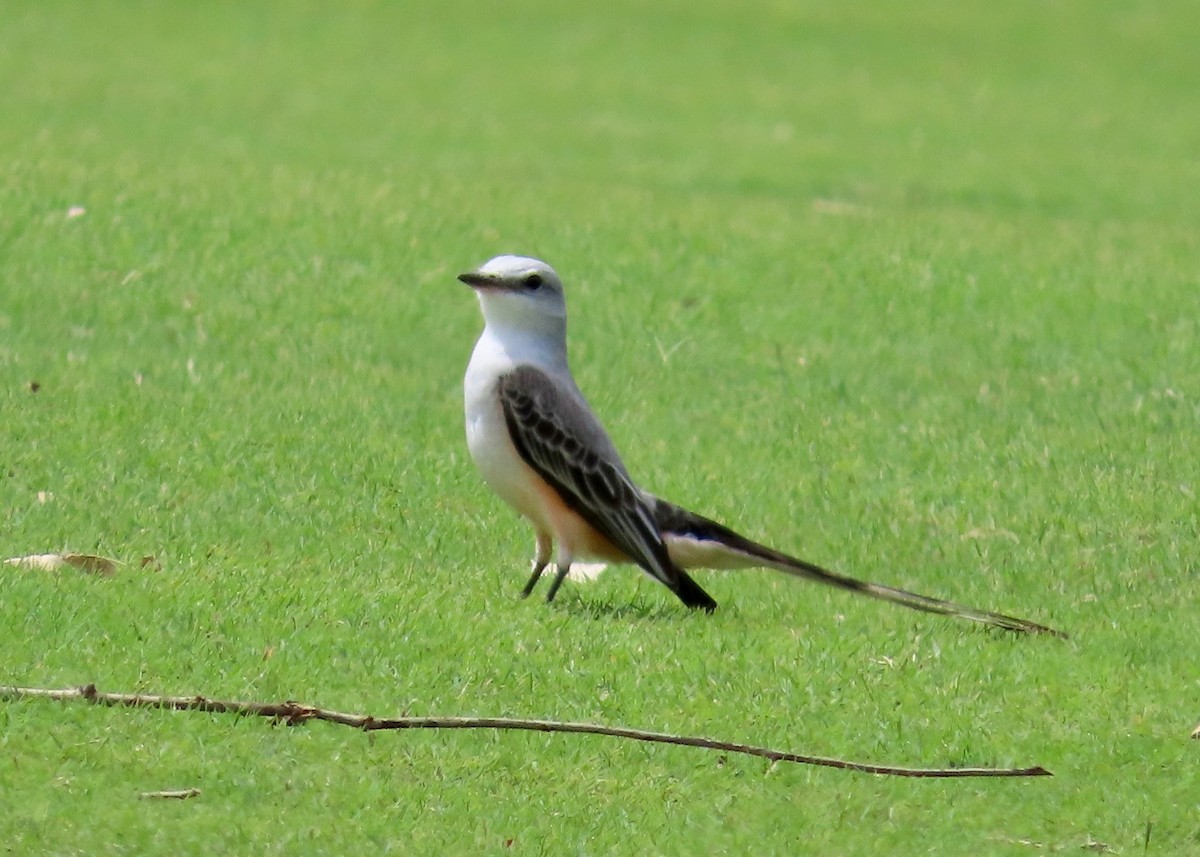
[{"left": 547, "top": 592, "right": 732, "bottom": 623}]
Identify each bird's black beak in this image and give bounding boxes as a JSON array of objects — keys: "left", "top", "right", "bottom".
[{"left": 458, "top": 271, "right": 493, "bottom": 289}]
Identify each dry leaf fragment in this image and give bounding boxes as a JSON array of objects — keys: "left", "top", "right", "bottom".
[
  {"left": 1191, "top": 720, "right": 1200, "bottom": 739},
  {"left": 5, "top": 553, "right": 119, "bottom": 576},
  {"left": 138, "top": 788, "right": 201, "bottom": 800}
]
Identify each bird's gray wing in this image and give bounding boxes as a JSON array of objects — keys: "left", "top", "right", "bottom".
[{"left": 496, "top": 365, "right": 681, "bottom": 589}]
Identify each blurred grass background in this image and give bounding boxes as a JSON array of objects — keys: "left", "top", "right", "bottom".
[{"left": 2, "top": 1, "right": 1198, "bottom": 853}]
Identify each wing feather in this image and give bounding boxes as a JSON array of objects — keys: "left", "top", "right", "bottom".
[{"left": 497, "top": 366, "right": 678, "bottom": 588}]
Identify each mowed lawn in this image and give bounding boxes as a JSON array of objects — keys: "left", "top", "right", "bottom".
[{"left": 2, "top": 1, "right": 1198, "bottom": 853}]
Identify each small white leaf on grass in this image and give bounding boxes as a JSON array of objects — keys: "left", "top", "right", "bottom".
[
  {"left": 138, "top": 788, "right": 201, "bottom": 800},
  {"left": 530, "top": 562, "right": 605, "bottom": 583},
  {"left": 5, "top": 553, "right": 120, "bottom": 576},
  {"left": 565, "top": 562, "right": 606, "bottom": 582},
  {"left": 66, "top": 206, "right": 87, "bottom": 219}
]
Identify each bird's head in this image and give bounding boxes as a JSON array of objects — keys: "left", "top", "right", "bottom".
[{"left": 458, "top": 256, "right": 567, "bottom": 335}]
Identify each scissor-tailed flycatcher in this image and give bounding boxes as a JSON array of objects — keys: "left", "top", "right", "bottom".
[{"left": 458, "top": 254, "right": 1061, "bottom": 636}]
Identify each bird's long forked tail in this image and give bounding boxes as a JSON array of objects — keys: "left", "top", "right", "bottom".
[
  {"left": 762, "top": 549, "right": 1067, "bottom": 637},
  {"left": 651, "top": 499, "right": 1066, "bottom": 637},
  {"left": 671, "top": 567, "right": 719, "bottom": 613}
]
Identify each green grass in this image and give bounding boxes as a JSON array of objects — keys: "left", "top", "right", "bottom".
[{"left": 2, "top": 0, "right": 1198, "bottom": 853}]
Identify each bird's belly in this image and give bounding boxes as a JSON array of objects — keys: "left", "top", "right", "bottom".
[{"left": 466, "top": 399, "right": 541, "bottom": 519}]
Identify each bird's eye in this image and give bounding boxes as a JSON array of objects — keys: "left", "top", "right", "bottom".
[{"left": 525, "top": 273, "right": 544, "bottom": 290}]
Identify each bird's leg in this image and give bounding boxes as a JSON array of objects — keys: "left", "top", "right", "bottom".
[
  {"left": 545, "top": 562, "right": 571, "bottom": 603},
  {"left": 520, "top": 562, "right": 547, "bottom": 598},
  {"left": 520, "top": 530, "right": 553, "bottom": 598}
]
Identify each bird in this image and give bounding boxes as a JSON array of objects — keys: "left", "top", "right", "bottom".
[{"left": 457, "top": 254, "right": 1062, "bottom": 636}]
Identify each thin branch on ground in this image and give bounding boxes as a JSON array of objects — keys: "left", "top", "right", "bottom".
[{"left": 1, "top": 684, "right": 1052, "bottom": 779}]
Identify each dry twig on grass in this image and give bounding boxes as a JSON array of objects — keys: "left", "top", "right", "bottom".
[{"left": 2, "top": 684, "right": 1052, "bottom": 779}]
